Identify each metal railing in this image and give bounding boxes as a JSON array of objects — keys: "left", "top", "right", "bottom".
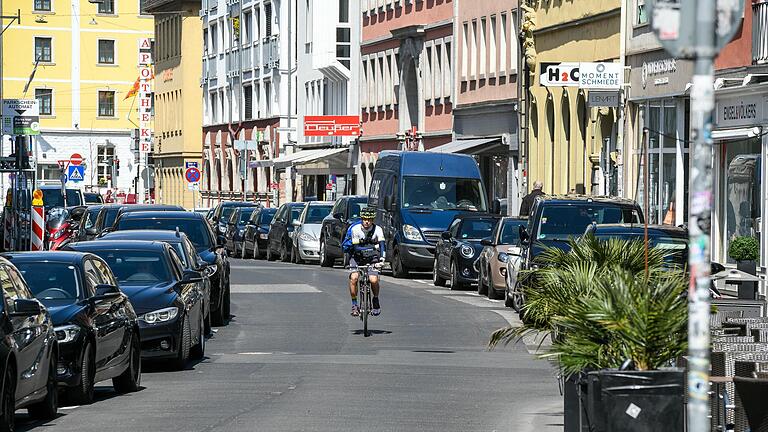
[
  {"left": 263, "top": 35, "right": 279, "bottom": 68},
  {"left": 754, "top": 1, "right": 768, "bottom": 64},
  {"left": 208, "top": 56, "right": 218, "bottom": 78},
  {"left": 241, "top": 45, "right": 252, "bottom": 69}
]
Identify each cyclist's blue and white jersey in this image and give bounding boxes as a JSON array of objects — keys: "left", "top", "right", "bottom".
[{"left": 350, "top": 224, "right": 386, "bottom": 264}]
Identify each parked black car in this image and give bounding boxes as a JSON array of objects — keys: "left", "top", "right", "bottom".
[
  {"left": 433, "top": 213, "right": 501, "bottom": 290},
  {"left": 77, "top": 205, "right": 103, "bottom": 241},
  {"left": 266, "top": 202, "right": 306, "bottom": 262},
  {"left": 99, "top": 230, "right": 213, "bottom": 334},
  {"left": 242, "top": 207, "right": 277, "bottom": 259},
  {"left": 224, "top": 207, "right": 258, "bottom": 257},
  {"left": 318, "top": 195, "right": 369, "bottom": 267},
  {"left": 4, "top": 252, "right": 141, "bottom": 404},
  {"left": 83, "top": 192, "right": 104, "bottom": 205},
  {"left": 111, "top": 211, "right": 230, "bottom": 326},
  {"left": 64, "top": 241, "right": 206, "bottom": 369},
  {"left": 87, "top": 204, "right": 124, "bottom": 238},
  {"left": 0, "top": 256, "right": 58, "bottom": 428},
  {"left": 208, "top": 202, "right": 259, "bottom": 238},
  {"left": 584, "top": 223, "right": 688, "bottom": 268}
]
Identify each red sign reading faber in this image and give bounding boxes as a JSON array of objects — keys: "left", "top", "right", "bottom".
[{"left": 304, "top": 116, "right": 360, "bottom": 137}]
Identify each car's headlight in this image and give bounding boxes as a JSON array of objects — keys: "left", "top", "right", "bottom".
[
  {"left": 497, "top": 252, "right": 509, "bottom": 263},
  {"left": 402, "top": 224, "right": 422, "bottom": 241},
  {"left": 140, "top": 307, "right": 179, "bottom": 325},
  {"left": 51, "top": 229, "right": 67, "bottom": 240},
  {"left": 299, "top": 232, "right": 316, "bottom": 242},
  {"left": 55, "top": 325, "right": 81, "bottom": 343},
  {"left": 460, "top": 244, "right": 475, "bottom": 258},
  {"left": 259, "top": 233, "right": 269, "bottom": 240}
]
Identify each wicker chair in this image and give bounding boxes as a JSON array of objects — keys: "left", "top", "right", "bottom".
[
  {"left": 713, "top": 335, "right": 755, "bottom": 344},
  {"left": 733, "top": 376, "right": 768, "bottom": 432},
  {"left": 752, "top": 329, "right": 768, "bottom": 343},
  {"left": 711, "top": 311, "right": 744, "bottom": 328},
  {"left": 711, "top": 350, "right": 768, "bottom": 428}
]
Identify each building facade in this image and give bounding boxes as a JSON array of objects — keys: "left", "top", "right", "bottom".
[
  {"left": 446, "top": 0, "right": 520, "bottom": 213},
  {"left": 522, "top": 0, "right": 621, "bottom": 197},
  {"left": 200, "top": 0, "right": 295, "bottom": 206},
  {"left": 358, "top": 0, "right": 455, "bottom": 191},
  {"left": 1, "top": 0, "right": 154, "bottom": 197},
  {"left": 146, "top": 0, "right": 204, "bottom": 209}
]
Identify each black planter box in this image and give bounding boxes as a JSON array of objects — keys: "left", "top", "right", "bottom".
[
  {"left": 587, "top": 369, "right": 685, "bottom": 432},
  {"left": 736, "top": 260, "right": 758, "bottom": 300}
]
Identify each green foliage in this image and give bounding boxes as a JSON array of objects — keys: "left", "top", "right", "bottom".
[
  {"left": 489, "top": 235, "right": 688, "bottom": 374},
  {"left": 728, "top": 236, "right": 759, "bottom": 262}
]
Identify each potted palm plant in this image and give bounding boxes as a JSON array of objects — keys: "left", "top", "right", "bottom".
[{"left": 490, "top": 235, "right": 688, "bottom": 432}]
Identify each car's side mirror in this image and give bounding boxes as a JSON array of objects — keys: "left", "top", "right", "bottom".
[
  {"left": 333, "top": 212, "right": 343, "bottom": 220},
  {"left": 519, "top": 225, "right": 530, "bottom": 246},
  {"left": 292, "top": 219, "right": 301, "bottom": 227},
  {"left": 182, "top": 270, "right": 203, "bottom": 283},
  {"left": 441, "top": 231, "right": 451, "bottom": 240},
  {"left": 86, "top": 227, "right": 98, "bottom": 236},
  {"left": 10, "top": 299, "right": 42, "bottom": 317},
  {"left": 91, "top": 284, "right": 120, "bottom": 302},
  {"left": 480, "top": 238, "right": 494, "bottom": 247}
]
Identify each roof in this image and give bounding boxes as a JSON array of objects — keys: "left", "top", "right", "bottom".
[
  {"left": 3, "top": 251, "right": 87, "bottom": 264},
  {"left": 217, "top": 201, "right": 259, "bottom": 208},
  {"left": 590, "top": 223, "right": 687, "bottom": 237},
  {"left": 99, "top": 230, "right": 189, "bottom": 243},
  {"left": 452, "top": 212, "right": 502, "bottom": 221},
  {"left": 286, "top": 202, "right": 307, "bottom": 207},
  {"left": 537, "top": 195, "right": 640, "bottom": 206},
  {"left": 343, "top": 195, "right": 368, "bottom": 201},
  {"left": 501, "top": 216, "right": 528, "bottom": 222},
  {"left": 306, "top": 201, "right": 334, "bottom": 206},
  {"left": 39, "top": 185, "right": 80, "bottom": 190},
  {"left": 378, "top": 151, "right": 482, "bottom": 178},
  {"left": 119, "top": 204, "right": 185, "bottom": 213},
  {"left": 118, "top": 210, "right": 204, "bottom": 220},
  {"left": 66, "top": 240, "right": 168, "bottom": 251}
]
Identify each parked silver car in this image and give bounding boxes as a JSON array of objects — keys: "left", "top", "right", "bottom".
[{"left": 291, "top": 201, "right": 334, "bottom": 263}]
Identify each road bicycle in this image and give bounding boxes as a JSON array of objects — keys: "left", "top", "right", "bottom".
[{"left": 356, "top": 263, "right": 381, "bottom": 337}]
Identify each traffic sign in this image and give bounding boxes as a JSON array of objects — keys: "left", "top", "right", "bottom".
[
  {"left": 2, "top": 99, "right": 40, "bottom": 135},
  {"left": 67, "top": 165, "right": 85, "bottom": 182},
  {"left": 185, "top": 161, "right": 199, "bottom": 169},
  {"left": 70, "top": 153, "right": 83, "bottom": 166},
  {"left": 185, "top": 167, "right": 201, "bottom": 183}
]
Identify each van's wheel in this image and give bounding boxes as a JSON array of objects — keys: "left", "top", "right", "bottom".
[
  {"left": 319, "top": 238, "right": 333, "bottom": 267},
  {"left": 391, "top": 249, "right": 409, "bottom": 278},
  {"left": 433, "top": 258, "right": 446, "bottom": 287}
]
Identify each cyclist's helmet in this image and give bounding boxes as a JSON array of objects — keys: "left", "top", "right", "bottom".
[{"left": 360, "top": 207, "right": 377, "bottom": 220}]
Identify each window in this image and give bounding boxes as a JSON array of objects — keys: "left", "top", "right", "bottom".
[
  {"left": 97, "top": 145, "right": 115, "bottom": 182},
  {"left": 35, "top": 89, "right": 52, "bottom": 115},
  {"left": 34, "top": 0, "right": 51, "bottom": 12},
  {"left": 336, "top": 27, "right": 351, "bottom": 69},
  {"left": 243, "top": 12, "right": 252, "bottom": 44},
  {"left": 470, "top": 20, "right": 477, "bottom": 78},
  {"left": 34, "top": 37, "right": 52, "bottom": 62},
  {"left": 244, "top": 85, "right": 253, "bottom": 120},
  {"left": 203, "top": 28, "right": 209, "bottom": 54},
  {"left": 721, "top": 138, "right": 761, "bottom": 263},
  {"left": 211, "top": 92, "right": 218, "bottom": 123},
  {"left": 98, "top": 39, "right": 115, "bottom": 64},
  {"left": 480, "top": 17, "right": 487, "bottom": 77},
  {"left": 98, "top": 0, "right": 114, "bottom": 14},
  {"left": 98, "top": 90, "right": 115, "bottom": 117},
  {"left": 636, "top": 0, "right": 648, "bottom": 25},
  {"left": 461, "top": 22, "right": 469, "bottom": 80},
  {"left": 264, "top": 82, "right": 271, "bottom": 116},
  {"left": 500, "top": 14, "right": 507, "bottom": 74},
  {"left": 339, "top": 0, "right": 349, "bottom": 22},
  {"left": 265, "top": 2, "right": 272, "bottom": 37},
  {"left": 489, "top": 16, "right": 497, "bottom": 76},
  {"left": 211, "top": 23, "right": 218, "bottom": 53}
]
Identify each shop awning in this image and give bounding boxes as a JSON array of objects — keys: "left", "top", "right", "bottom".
[
  {"left": 295, "top": 147, "right": 352, "bottom": 175},
  {"left": 429, "top": 138, "right": 501, "bottom": 155},
  {"left": 711, "top": 127, "right": 762, "bottom": 141}
]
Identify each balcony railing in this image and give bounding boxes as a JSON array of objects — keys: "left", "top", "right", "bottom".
[
  {"left": 241, "top": 45, "right": 252, "bottom": 69},
  {"left": 263, "top": 35, "right": 279, "bottom": 69},
  {"left": 208, "top": 56, "right": 218, "bottom": 78},
  {"left": 754, "top": 1, "right": 768, "bottom": 64}
]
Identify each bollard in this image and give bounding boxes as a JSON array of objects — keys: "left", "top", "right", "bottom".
[{"left": 30, "top": 205, "right": 44, "bottom": 251}]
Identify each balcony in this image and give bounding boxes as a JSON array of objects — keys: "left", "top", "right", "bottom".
[
  {"left": 754, "top": 1, "right": 768, "bottom": 64},
  {"left": 241, "top": 45, "right": 252, "bottom": 69},
  {"left": 263, "top": 35, "right": 280, "bottom": 69},
  {"left": 226, "top": 50, "right": 240, "bottom": 77},
  {"left": 208, "top": 56, "right": 218, "bottom": 79}
]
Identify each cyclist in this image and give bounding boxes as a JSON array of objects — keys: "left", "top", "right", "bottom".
[{"left": 349, "top": 207, "right": 385, "bottom": 317}]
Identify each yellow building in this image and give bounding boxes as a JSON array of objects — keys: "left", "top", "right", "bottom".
[
  {"left": 522, "top": 1, "right": 622, "bottom": 196},
  {"left": 1, "top": 0, "right": 153, "bottom": 194},
  {"left": 146, "top": 0, "right": 202, "bottom": 209}
]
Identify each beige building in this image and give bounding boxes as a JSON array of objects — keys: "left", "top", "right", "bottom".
[
  {"left": 522, "top": 0, "right": 622, "bottom": 197},
  {"left": 146, "top": 0, "right": 203, "bottom": 209}
]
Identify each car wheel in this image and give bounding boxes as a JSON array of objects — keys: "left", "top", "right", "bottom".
[
  {"left": 172, "top": 315, "right": 191, "bottom": 371},
  {"left": 190, "top": 311, "right": 206, "bottom": 360},
  {"left": 477, "top": 263, "right": 488, "bottom": 295},
  {"left": 240, "top": 242, "right": 247, "bottom": 259},
  {"left": 319, "top": 238, "right": 333, "bottom": 267},
  {"left": 222, "top": 282, "right": 231, "bottom": 321},
  {"left": 391, "top": 249, "right": 409, "bottom": 279},
  {"left": 0, "top": 366, "right": 16, "bottom": 432},
  {"left": 450, "top": 261, "right": 464, "bottom": 290},
  {"left": 294, "top": 244, "right": 304, "bottom": 264},
  {"left": 487, "top": 270, "right": 502, "bottom": 300},
  {"left": 113, "top": 331, "right": 141, "bottom": 393},
  {"left": 253, "top": 241, "right": 261, "bottom": 259},
  {"left": 280, "top": 239, "right": 291, "bottom": 262},
  {"left": 27, "top": 355, "right": 57, "bottom": 420},
  {"left": 211, "top": 284, "right": 225, "bottom": 327},
  {"left": 67, "top": 341, "right": 95, "bottom": 405},
  {"left": 433, "top": 258, "right": 446, "bottom": 287},
  {"left": 266, "top": 243, "right": 276, "bottom": 261},
  {"left": 204, "top": 306, "right": 212, "bottom": 336}
]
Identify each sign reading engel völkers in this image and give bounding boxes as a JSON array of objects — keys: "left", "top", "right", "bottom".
[
  {"left": 540, "top": 62, "right": 622, "bottom": 89},
  {"left": 304, "top": 116, "right": 360, "bottom": 137},
  {"left": 2, "top": 99, "right": 40, "bottom": 135}
]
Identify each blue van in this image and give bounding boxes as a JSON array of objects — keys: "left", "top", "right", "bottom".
[{"left": 368, "top": 151, "right": 488, "bottom": 277}]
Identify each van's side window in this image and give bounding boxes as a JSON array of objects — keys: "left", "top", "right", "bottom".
[{"left": 369, "top": 173, "right": 386, "bottom": 207}]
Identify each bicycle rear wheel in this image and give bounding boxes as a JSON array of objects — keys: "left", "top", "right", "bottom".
[{"left": 360, "top": 281, "right": 370, "bottom": 337}]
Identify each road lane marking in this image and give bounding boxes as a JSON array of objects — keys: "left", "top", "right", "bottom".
[
  {"left": 231, "top": 284, "right": 321, "bottom": 293},
  {"left": 445, "top": 296, "right": 504, "bottom": 308},
  {"left": 425, "top": 289, "right": 474, "bottom": 295}
]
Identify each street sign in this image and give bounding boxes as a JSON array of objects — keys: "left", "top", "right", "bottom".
[
  {"left": 539, "top": 62, "right": 580, "bottom": 87},
  {"left": 70, "top": 153, "right": 83, "bottom": 166},
  {"left": 185, "top": 167, "right": 201, "bottom": 183},
  {"left": 304, "top": 116, "right": 361, "bottom": 137},
  {"left": 588, "top": 90, "right": 621, "bottom": 107},
  {"left": 2, "top": 99, "right": 40, "bottom": 135},
  {"left": 67, "top": 165, "right": 85, "bottom": 182},
  {"left": 648, "top": 0, "right": 745, "bottom": 58},
  {"left": 185, "top": 161, "right": 199, "bottom": 169}
]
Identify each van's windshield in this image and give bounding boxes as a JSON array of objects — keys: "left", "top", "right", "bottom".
[{"left": 402, "top": 177, "right": 487, "bottom": 212}]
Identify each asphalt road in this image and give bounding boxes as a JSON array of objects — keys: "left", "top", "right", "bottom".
[{"left": 17, "top": 259, "right": 563, "bottom": 432}]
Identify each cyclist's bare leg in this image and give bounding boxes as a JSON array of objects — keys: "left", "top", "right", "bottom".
[
  {"left": 370, "top": 274, "right": 380, "bottom": 297},
  {"left": 349, "top": 272, "right": 360, "bottom": 299}
]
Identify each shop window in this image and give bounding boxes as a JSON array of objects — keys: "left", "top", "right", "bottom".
[{"left": 721, "top": 138, "right": 761, "bottom": 263}]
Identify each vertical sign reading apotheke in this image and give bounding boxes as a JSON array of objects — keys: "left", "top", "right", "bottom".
[{"left": 138, "top": 38, "right": 153, "bottom": 155}]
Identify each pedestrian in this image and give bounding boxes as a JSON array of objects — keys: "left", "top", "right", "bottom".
[{"left": 519, "top": 181, "right": 545, "bottom": 217}]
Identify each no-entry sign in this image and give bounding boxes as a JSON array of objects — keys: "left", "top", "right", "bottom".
[{"left": 70, "top": 153, "right": 83, "bottom": 166}]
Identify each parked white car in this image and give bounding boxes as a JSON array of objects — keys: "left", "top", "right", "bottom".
[{"left": 291, "top": 201, "right": 334, "bottom": 263}]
